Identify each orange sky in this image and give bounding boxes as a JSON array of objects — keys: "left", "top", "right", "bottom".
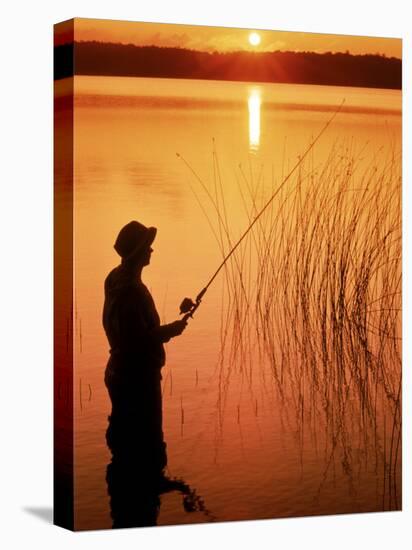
[{"left": 54, "top": 17, "right": 402, "bottom": 58}]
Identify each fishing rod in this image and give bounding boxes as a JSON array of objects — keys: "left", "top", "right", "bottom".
[{"left": 178, "top": 100, "right": 345, "bottom": 322}]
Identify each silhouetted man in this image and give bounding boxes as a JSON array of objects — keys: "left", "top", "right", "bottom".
[
  {"left": 103, "top": 220, "right": 186, "bottom": 474},
  {"left": 102, "top": 221, "right": 214, "bottom": 528}
]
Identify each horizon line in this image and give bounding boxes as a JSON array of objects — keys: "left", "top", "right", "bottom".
[{"left": 55, "top": 40, "right": 402, "bottom": 61}]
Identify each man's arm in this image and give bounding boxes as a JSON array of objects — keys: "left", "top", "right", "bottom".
[{"left": 150, "top": 319, "right": 187, "bottom": 343}]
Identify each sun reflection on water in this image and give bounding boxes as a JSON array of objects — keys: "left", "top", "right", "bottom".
[{"left": 248, "top": 88, "right": 261, "bottom": 151}]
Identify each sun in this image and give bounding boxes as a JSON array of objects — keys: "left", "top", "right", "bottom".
[{"left": 249, "top": 32, "right": 261, "bottom": 47}]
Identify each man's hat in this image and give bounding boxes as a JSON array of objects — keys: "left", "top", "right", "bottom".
[{"left": 114, "top": 221, "right": 157, "bottom": 260}]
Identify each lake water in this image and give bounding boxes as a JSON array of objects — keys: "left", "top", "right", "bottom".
[{"left": 58, "top": 76, "right": 401, "bottom": 529}]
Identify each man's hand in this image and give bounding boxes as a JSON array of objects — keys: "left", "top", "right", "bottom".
[{"left": 167, "top": 319, "right": 188, "bottom": 338}]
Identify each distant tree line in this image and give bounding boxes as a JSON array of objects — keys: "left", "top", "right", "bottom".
[{"left": 54, "top": 41, "right": 401, "bottom": 90}]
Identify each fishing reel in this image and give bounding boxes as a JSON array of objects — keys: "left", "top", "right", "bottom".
[
  {"left": 180, "top": 297, "right": 196, "bottom": 315},
  {"left": 179, "top": 288, "right": 207, "bottom": 320}
]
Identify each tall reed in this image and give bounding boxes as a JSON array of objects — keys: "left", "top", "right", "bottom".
[{"left": 186, "top": 139, "right": 402, "bottom": 510}]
